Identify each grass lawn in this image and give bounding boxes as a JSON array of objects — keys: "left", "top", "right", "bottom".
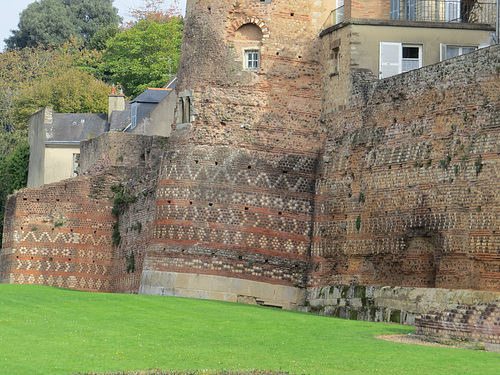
[{"left": 0, "top": 284, "right": 498, "bottom": 375}]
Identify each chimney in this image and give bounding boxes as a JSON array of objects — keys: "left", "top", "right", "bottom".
[
  {"left": 44, "top": 106, "right": 53, "bottom": 125},
  {"left": 108, "top": 84, "right": 125, "bottom": 124}
]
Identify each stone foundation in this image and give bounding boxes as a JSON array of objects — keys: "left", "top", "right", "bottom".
[
  {"left": 139, "top": 270, "right": 305, "bottom": 310},
  {"left": 304, "top": 284, "right": 500, "bottom": 326}
]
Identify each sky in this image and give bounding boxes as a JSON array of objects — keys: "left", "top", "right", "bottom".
[{"left": 0, "top": 0, "right": 186, "bottom": 51}]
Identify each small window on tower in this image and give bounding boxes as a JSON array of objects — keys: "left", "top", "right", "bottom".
[
  {"left": 330, "top": 47, "right": 340, "bottom": 76},
  {"left": 245, "top": 50, "right": 260, "bottom": 70}
]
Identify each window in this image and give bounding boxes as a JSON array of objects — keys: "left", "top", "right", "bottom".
[
  {"left": 440, "top": 44, "right": 476, "bottom": 60},
  {"left": 402, "top": 45, "right": 421, "bottom": 72},
  {"left": 405, "top": 0, "right": 415, "bottom": 20},
  {"left": 245, "top": 50, "right": 260, "bottom": 70},
  {"left": 390, "top": 0, "right": 400, "bottom": 19},
  {"left": 72, "top": 154, "right": 80, "bottom": 177},
  {"left": 130, "top": 103, "right": 138, "bottom": 130},
  {"left": 444, "top": 0, "right": 461, "bottom": 22},
  {"left": 380, "top": 42, "right": 422, "bottom": 79},
  {"left": 177, "top": 90, "right": 194, "bottom": 124},
  {"left": 236, "top": 24, "right": 263, "bottom": 71},
  {"left": 335, "top": 0, "right": 345, "bottom": 23},
  {"left": 330, "top": 47, "right": 340, "bottom": 76},
  {"left": 184, "top": 97, "right": 191, "bottom": 123}
]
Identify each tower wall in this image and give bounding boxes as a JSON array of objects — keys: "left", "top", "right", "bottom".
[{"left": 141, "top": 0, "right": 327, "bottom": 307}]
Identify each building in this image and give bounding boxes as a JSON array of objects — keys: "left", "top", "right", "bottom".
[
  {"left": 321, "top": 0, "right": 496, "bottom": 110},
  {"left": 27, "top": 81, "right": 177, "bottom": 188},
  {"left": 126, "top": 78, "right": 177, "bottom": 136},
  {"left": 26, "top": 107, "right": 108, "bottom": 188}
]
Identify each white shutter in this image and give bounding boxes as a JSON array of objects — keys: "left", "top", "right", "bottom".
[
  {"left": 440, "top": 43, "right": 447, "bottom": 61},
  {"left": 380, "top": 42, "right": 402, "bottom": 79}
]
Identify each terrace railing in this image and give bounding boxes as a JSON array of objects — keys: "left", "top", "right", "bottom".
[
  {"left": 322, "top": 0, "right": 496, "bottom": 29},
  {"left": 323, "top": 6, "right": 345, "bottom": 29},
  {"left": 391, "top": 0, "right": 496, "bottom": 25}
]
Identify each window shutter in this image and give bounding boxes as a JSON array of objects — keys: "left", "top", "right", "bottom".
[
  {"left": 406, "top": 0, "right": 416, "bottom": 20},
  {"left": 380, "top": 42, "right": 402, "bottom": 79},
  {"left": 440, "top": 43, "right": 447, "bottom": 61}
]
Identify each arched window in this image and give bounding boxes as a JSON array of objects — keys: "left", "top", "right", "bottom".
[
  {"left": 235, "top": 23, "right": 263, "bottom": 71},
  {"left": 177, "top": 90, "right": 193, "bottom": 124}
]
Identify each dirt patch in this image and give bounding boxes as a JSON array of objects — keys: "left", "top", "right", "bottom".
[{"left": 375, "top": 334, "right": 464, "bottom": 349}]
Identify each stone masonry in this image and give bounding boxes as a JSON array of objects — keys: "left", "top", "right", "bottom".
[
  {"left": 1, "top": 133, "right": 166, "bottom": 292},
  {"left": 313, "top": 45, "right": 500, "bottom": 292}
]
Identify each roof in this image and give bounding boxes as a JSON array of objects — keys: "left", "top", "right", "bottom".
[
  {"left": 45, "top": 113, "right": 108, "bottom": 143},
  {"left": 132, "top": 88, "right": 172, "bottom": 104},
  {"left": 109, "top": 101, "right": 132, "bottom": 132}
]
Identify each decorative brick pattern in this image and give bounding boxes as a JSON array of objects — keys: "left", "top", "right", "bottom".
[
  {"left": 1, "top": 133, "right": 166, "bottom": 293},
  {"left": 150, "top": 147, "right": 316, "bottom": 287},
  {"left": 415, "top": 302, "right": 500, "bottom": 347},
  {"left": 313, "top": 44, "right": 500, "bottom": 291},
  {"left": 0, "top": 174, "right": 117, "bottom": 292}
]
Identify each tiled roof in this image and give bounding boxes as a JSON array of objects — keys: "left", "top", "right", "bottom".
[{"left": 45, "top": 113, "right": 108, "bottom": 143}]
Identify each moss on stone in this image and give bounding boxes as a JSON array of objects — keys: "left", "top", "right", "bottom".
[
  {"left": 354, "top": 286, "right": 366, "bottom": 298},
  {"left": 390, "top": 309, "right": 401, "bottom": 323},
  {"left": 350, "top": 309, "right": 358, "bottom": 320}
]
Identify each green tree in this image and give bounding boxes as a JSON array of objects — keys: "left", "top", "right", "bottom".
[
  {"left": 0, "top": 133, "right": 29, "bottom": 245},
  {"left": 12, "top": 67, "right": 111, "bottom": 127},
  {"left": 102, "top": 18, "right": 183, "bottom": 97},
  {"left": 87, "top": 24, "right": 120, "bottom": 51},
  {"left": 0, "top": 43, "right": 111, "bottom": 247},
  {"left": 5, "top": 0, "right": 121, "bottom": 49},
  {"left": 0, "top": 42, "right": 106, "bottom": 131}
]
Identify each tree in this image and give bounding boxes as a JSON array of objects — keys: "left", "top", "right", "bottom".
[
  {"left": 125, "top": 0, "right": 182, "bottom": 26},
  {"left": 0, "top": 46, "right": 60, "bottom": 131},
  {"left": 0, "top": 44, "right": 111, "bottom": 248},
  {"left": 12, "top": 67, "right": 111, "bottom": 126},
  {"left": 102, "top": 18, "right": 183, "bottom": 97},
  {"left": 0, "top": 132, "right": 29, "bottom": 246},
  {"left": 5, "top": 0, "right": 121, "bottom": 49},
  {"left": 0, "top": 41, "right": 106, "bottom": 131}
]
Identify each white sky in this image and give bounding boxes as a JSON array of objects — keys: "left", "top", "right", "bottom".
[{"left": 0, "top": 0, "right": 186, "bottom": 51}]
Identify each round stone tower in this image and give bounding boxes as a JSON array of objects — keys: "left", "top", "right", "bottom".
[{"left": 139, "top": 0, "right": 332, "bottom": 308}]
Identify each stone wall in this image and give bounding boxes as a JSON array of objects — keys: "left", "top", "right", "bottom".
[
  {"left": 1, "top": 133, "right": 167, "bottom": 293},
  {"left": 415, "top": 302, "right": 500, "bottom": 351},
  {"left": 305, "top": 284, "right": 500, "bottom": 325},
  {"left": 313, "top": 44, "right": 500, "bottom": 291},
  {"left": 0, "top": 174, "right": 117, "bottom": 291}
]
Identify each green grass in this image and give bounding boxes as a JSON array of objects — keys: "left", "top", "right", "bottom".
[{"left": 0, "top": 284, "right": 498, "bottom": 375}]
